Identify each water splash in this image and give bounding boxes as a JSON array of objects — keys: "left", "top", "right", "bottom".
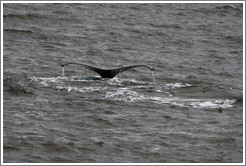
[{"left": 62, "top": 67, "right": 65, "bottom": 77}]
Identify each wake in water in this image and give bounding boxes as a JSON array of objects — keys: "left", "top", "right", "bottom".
[
  {"left": 30, "top": 76, "right": 236, "bottom": 109},
  {"left": 104, "top": 87, "right": 235, "bottom": 109},
  {"left": 18, "top": 61, "right": 232, "bottom": 109}
]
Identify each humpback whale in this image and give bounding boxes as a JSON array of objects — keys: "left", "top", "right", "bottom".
[{"left": 61, "top": 63, "right": 154, "bottom": 78}]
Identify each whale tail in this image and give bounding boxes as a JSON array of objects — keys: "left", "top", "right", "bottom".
[{"left": 61, "top": 63, "right": 154, "bottom": 78}]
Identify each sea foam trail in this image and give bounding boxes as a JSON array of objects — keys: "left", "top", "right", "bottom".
[
  {"left": 105, "top": 88, "right": 235, "bottom": 109},
  {"left": 30, "top": 76, "right": 236, "bottom": 109}
]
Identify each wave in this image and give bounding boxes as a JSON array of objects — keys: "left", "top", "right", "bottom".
[
  {"left": 150, "top": 23, "right": 183, "bottom": 29},
  {"left": 216, "top": 5, "right": 238, "bottom": 10},
  {"left": 4, "top": 28, "right": 33, "bottom": 34},
  {"left": 3, "top": 13, "right": 45, "bottom": 19}
]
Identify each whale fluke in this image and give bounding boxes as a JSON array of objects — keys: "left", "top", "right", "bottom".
[{"left": 61, "top": 63, "right": 154, "bottom": 78}]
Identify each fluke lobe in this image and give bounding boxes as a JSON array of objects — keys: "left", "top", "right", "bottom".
[{"left": 61, "top": 63, "right": 154, "bottom": 78}]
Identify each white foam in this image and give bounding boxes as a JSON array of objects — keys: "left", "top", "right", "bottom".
[
  {"left": 30, "top": 76, "right": 94, "bottom": 87},
  {"left": 187, "top": 99, "right": 236, "bottom": 109},
  {"left": 31, "top": 77, "right": 235, "bottom": 109},
  {"left": 164, "top": 83, "right": 192, "bottom": 89},
  {"left": 57, "top": 86, "right": 106, "bottom": 93},
  {"left": 105, "top": 88, "right": 144, "bottom": 102},
  {"left": 105, "top": 89, "right": 235, "bottom": 109},
  {"left": 30, "top": 77, "right": 59, "bottom": 87},
  {"left": 107, "top": 77, "right": 150, "bottom": 86}
]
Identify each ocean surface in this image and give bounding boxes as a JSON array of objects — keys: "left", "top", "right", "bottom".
[{"left": 2, "top": 3, "right": 244, "bottom": 163}]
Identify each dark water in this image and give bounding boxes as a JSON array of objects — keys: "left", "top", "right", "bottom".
[{"left": 3, "top": 3, "right": 244, "bottom": 163}]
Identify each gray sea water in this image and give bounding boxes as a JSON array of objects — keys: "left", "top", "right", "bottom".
[{"left": 2, "top": 3, "right": 244, "bottom": 163}]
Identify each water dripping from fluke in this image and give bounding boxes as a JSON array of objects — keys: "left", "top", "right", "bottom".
[
  {"left": 61, "top": 67, "right": 65, "bottom": 77},
  {"left": 152, "top": 70, "right": 156, "bottom": 85}
]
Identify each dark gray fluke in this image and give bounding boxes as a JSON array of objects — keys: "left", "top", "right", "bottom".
[{"left": 61, "top": 63, "right": 154, "bottom": 78}]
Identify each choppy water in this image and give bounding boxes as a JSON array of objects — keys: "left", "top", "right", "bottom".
[{"left": 3, "top": 3, "right": 244, "bottom": 163}]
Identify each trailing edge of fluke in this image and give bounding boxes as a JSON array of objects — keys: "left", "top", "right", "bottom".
[{"left": 61, "top": 63, "right": 154, "bottom": 78}]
